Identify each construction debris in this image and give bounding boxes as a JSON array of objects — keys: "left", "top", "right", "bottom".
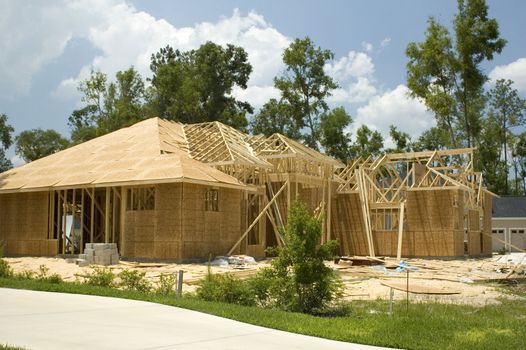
[{"left": 77, "top": 243, "right": 119, "bottom": 266}]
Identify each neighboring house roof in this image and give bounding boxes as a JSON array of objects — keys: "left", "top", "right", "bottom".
[
  {"left": 492, "top": 196, "right": 526, "bottom": 218},
  {"left": 0, "top": 118, "right": 244, "bottom": 193}
]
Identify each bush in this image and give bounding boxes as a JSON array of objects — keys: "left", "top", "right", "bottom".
[
  {"left": 156, "top": 273, "right": 176, "bottom": 295},
  {"left": 255, "top": 200, "right": 343, "bottom": 314},
  {"left": 0, "top": 243, "right": 13, "bottom": 278},
  {"left": 0, "top": 259, "right": 13, "bottom": 278},
  {"left": 16, "top": 270, "right": 34, "bottom": 280},
  {"left": 35, "top": 265, "right": 63, "bottom": 284},
  {"left": 196, "top": 267, "right": 255, "bottom": 306},
  {"left": 119, "top": 269, "right": 151, "bottom": 293},
  {"left": 83, "top": 267, "right": 115, "bottom": 287}
]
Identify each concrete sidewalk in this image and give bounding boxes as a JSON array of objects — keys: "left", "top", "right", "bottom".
[{"left": 0, "top": 288, "right": 393, "bottom": 350}]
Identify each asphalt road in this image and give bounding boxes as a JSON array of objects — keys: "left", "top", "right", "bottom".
[{"left": 0, "top": 288, "right": 392, "bottom": 350}]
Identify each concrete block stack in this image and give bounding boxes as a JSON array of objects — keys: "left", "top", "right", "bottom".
[{"left": 77, "top": 243, "right": 120, "bottom": 266}]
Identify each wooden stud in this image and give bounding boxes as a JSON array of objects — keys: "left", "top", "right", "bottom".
[
  {"left": 120, "top": 186, "right": 126, "bottom": 254},
  {"left": 105, "top": 187, "right": 110, "bottom": 243},
  {"left": 227, "top": 181, "right": 288, "bottom": 255},
  {"left": 80, "top": 189, "right": 84, "bottom": 253},
  {"left": 62, "top": 190, "right": 67, "bottom": 255},
  {"left": 396, "top": 202, "right": 405, "bottom": 259},
  {"left": 90, "top": 188, "right": 95, "bottom": 244}
]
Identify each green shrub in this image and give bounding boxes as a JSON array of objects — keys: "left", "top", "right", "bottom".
[
  {"left": 0, "top": 242, "right": 13, "bottom": 278},
  {"left": 119, "top": 269, "right": 151, "bottom": 293},
  {"left": 196, "top": 268, "right": 255, "bottom": 306},
  {"left": 35, "top": 265, "right": 63, "bottom": 284},
  {"left": 0, "top": 259, "right": 13, "bottom": 278},
  {"left": 83, "top": 267, "right": 115, "bottom": 287},
  {"left": 156, "top": 273, "right": 176, "bottom": 295},
  {"left": 16, "top": 270, "right": 34, "bottom": 280},
  {"left": 255, "top": 200, "right": 343, "bottom": 314}
]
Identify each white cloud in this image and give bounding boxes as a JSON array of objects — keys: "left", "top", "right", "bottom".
[
  {"left": 329, "top": 77, "right": 377, "bottom": 104},
  {"left": 232, "top": 85, "right": 280, "bottom": 109},
  {"left": 380, "top": 37, "right": 391, "bottom": 48},
  {"left": 489, "top": 58, "right": 526, "bottom": 93},
  {"left": 324, "top": 51, "right": 375, "bottom": 81},
  {"left": 0, "top": 1, "right": 290, "bottom": 101},
  {"left": 352, "top": 84, "right": 434, "bottom": 143},
  {"left": 361, "top": 41, "right": 373, "bottom": 52}
]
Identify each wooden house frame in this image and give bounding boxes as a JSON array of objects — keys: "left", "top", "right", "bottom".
[{"left": 0, "top": 117, "right": 494, "bottom": 260}]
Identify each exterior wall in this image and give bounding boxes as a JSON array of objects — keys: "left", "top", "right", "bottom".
[
  {"left": 0, "top": 192, "right": 57, "bottom": 256},
  {"left": 403, "top": 189, "right": 465, "bottom": 257},
  {"left": 491, "top": 218, "right": 526, "bottom": 252},
  {"left": 122, "top": 183, "right": 245, "bottom": 261},
  {"left": 331, "top": 193, "right": 369, "bottom": 256}
]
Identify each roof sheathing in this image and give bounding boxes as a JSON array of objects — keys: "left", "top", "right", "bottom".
[{"left": 0, "top": 118, "right": 244, "bottom": 193}]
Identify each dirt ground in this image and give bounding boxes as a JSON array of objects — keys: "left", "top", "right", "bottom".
[{"left": 4, "top": 254, "right": 525, "bottom": 306}]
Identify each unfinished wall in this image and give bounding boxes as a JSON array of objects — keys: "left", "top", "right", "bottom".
[
  {"left": 0, "top": 192, "right": 57, "bottom": 256},
  {"left": 122, "top": 183, "right": 245, "bottom": 261},
  {"left": 481, "top": 192, "right": 493, "bottom": 255},
  {"left": 332, "top": 193, "right": 369, "bottom": 256},
  {"left": 404, "top": 189, "right": 464, "bottom": 257}
]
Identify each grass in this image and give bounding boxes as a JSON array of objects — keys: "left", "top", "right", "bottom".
[
  {"left": 1, "top": 277, "right": 525, "bottom": 350},
  {"left": 0, "top": 345, "right": 27, "bottom": 350}
]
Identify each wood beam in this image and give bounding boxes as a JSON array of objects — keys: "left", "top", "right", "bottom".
[
  {"left": 105, "top": 187, "right": 110, "bottom": 243},
  {"left": 227, "top": 181, "right": 288, "bottom": 255},
  {"left": 396, "top": 202, "right": 405, "bottom": 259}
]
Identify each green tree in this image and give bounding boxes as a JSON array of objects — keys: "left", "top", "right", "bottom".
[
  {"left": 387, "top": 125, "right": 412, "bottom": 153},
  {"left": 250, "top": 98, "right": 300, "bottom": 139},
  {"left": 259, "top": 200, "right": 342, "bottom": 313},
  {"left": 15, "top": 129, "right": 70, "bottom": 162},
  {"left": 478, "top": 118, "right": 507, "bottom": 193},
  {"left": 412, "top": 127, "right": 449, "bottom": 152},
  {"left": 406, "top": 0, "right": 506, "bottom": 148},
  {"left": 69, "top": 67, "right": 147, "bottom": 143},
  {"left": 147, "top": 42, "right": 253, "bottom": 130},
  {"left": 352, "top": 125, "right": 384, "bottom": 158},
  {"left": 486, "top": 79, "right": 526, "bottom": 193},
  {"left": 319, "top": 107, "right": 353, "bottom": 162},
  {"left": 274, "top": 37, "right": 338, "bottom": 149},
  {"left": 0, "top": 113, "right": 14, "bottom": 172}
]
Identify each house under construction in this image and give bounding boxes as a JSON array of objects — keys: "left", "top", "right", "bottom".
[{"left": 0, "top": 117, "right": 494, "bottom": 260}]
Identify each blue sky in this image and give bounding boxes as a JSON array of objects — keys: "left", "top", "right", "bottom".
[{"left": 1, "top": 0, "right": 525, "bottom": 164}]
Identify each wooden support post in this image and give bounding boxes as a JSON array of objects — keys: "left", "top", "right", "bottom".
[
  {"left": 48, "top": 190, "right": 55, "bottom": 240},
  {"left": 227, "top": 181, "right": 288, "bottom": 256},
  {"left": 120, "top": 187, "right": 126, "bottom": 255},
  {"left": 56, "top": 191, "right": 61, "bottom": 247},
  {"left": 287, "top": 175, "right": 291, "bottom": 214},
  {"left": 112, "top": 188, "right": 116, "bottom": 243},
  {"left": 396, "top": 202, "right": 405, "bottom": 259},
  {"left": 80, "top": 189, "right": 84, "bottom": 253},
  {"left": 72, "top": 189, "right": 76, "bottom": 254},
  {"left": 327, "top": 179, "right": 332, "bottom": 243},
  {"left": 90, "top": 188, "right": 95, "bottom": 244},
  {"left": 62, "top": 190, "right": 67, "bottom": 255},
  {"left": 105, "top": 187, "right": 110, "bottom": 243}
]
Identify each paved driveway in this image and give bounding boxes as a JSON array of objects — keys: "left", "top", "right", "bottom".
[{"left": 0, "top": 288, "right": 392, "bottom": 350}]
